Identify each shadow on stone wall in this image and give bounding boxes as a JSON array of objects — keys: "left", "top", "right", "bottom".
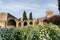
[
  {"left": 43, "top": 15, "right": 60, "bottom": 26},
  {"left": 7, "top": 19, "right": 16, "bottom": 27}
]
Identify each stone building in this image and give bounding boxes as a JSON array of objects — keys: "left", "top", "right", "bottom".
[
  {"left": 0, "top": 12, "right": 17, "bottom": 28},
  {"left": 0, "top": 10, "right": 56, "bottom": 28}
]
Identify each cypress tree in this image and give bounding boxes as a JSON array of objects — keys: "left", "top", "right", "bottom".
[
  {"left": 58, "top": 0, "right": 60, "bottom": 14},
  {"left": 23, "top": 11, "right": 27, "bottom": 21},
  {"left": 29, "top": 12, "right": 32, "bottom": 20}
]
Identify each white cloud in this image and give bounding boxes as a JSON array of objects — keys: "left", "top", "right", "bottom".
[
  {"left": 0, "top": 0, "right": 58, "bottom": 18},
  {"left": 0, "top": 2, "right": 41, "bottom": 11},
  {"left": 0, "top": 3, "right": 41, "bottom": 18}
]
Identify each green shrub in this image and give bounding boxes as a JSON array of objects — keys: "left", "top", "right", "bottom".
[{"left": 0, "top": 23, "right": 60, "bottom": 40}]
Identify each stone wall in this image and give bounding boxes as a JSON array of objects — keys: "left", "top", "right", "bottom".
[
  {"left": 46, "top": 10, "right": 53, "bottom": 19},
  {"left": 0, "top": 12, "right": 7, "bottom": 27},
  {"left": 0, "top": 10, "right": 55, "bottom": 28},
  {"left": 0, "top": 12, "right": 7, "bottom": 21}
]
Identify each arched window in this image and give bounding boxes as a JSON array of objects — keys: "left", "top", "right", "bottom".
[
  {"left": 24, "top": 21, "right": 27, "bottom": 26},
  {"left": 18, "top": 22, "right": 21, "bottom": 27},
  {"left": 8, "top": 19, "right": 16, "bottom": 27},
  {"left": 29, "top": 22, "right": 33, "bottom": 25}
]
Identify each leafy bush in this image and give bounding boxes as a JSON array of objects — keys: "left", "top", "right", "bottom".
[
  {"left": 0, "top": 27, "right": 17, "bottom": 40},
  {"left": 17, "top": 24, "right": 60, "bottom": 40},
  {"left": 0, "top": 23, "right": 60, "bottom": 40}
]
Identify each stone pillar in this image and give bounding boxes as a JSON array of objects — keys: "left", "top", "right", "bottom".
[
  {"left": 32, "top": 18, "right": 37, "bottom": 26},
  {"left": 21, "top": 22, "right": 23, "bottom": 27},
  {"left": 16, "top": 22, "right": 18, "bottom": 27},
  {"left": 5, "top": 21, "right": 7, "bottom": 27},
  {"left": 28, "top": 21, "right": 29, "bottom": 26},
  {"left": 39, "top": 18, "right": 44, "bottom": 26},
  {"left": 33, "top": 22, "right": 35, "bottom": 26},
  {"left": 15, "top": 19, "right": 18, "bottom": 27}
]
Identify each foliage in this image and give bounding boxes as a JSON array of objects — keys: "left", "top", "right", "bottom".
[
  {"left": 0, "top": 24, "right": 60, "bottom": 40},
  {"left": 17, "top": 24, "right": 60, "bottom": 40},
  {"left": 23, "top": 11, "right": 27, "bottom": 21},
  {"left": 29, "top": 12, "right": 33, "bottom": 20},
  {"left": 0, "top": 27, "right": 18, "bottom": 40}
]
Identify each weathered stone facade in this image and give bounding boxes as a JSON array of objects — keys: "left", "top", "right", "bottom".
[{"left": 0, "top": 10, "right": 54, "bottom": 28}]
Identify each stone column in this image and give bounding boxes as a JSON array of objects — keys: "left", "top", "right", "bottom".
[
  {"left": 16, "top": 22, "right": 18, "bottom": 27},
  {"left": 21, "top": 22, "right": 23, "bottom": 27},
  {"left": 5, "top": 21, "right": 7, "bottom": 27},
  {"left": 28, "top": 21, "right": 29, "bottom": 26}
]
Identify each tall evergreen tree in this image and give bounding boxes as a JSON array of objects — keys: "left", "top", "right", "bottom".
[
  {"left": 23, "top": 11, "right": 27, "bottom": 21},
  {"left": 58, "top": 0, "right": 60, "bottom": 13},
  {"left": 29, "top": 12, "right": 33, "bottom": 20}
]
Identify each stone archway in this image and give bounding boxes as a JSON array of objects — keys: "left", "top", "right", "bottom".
[
  {"left": 23, "top": 21, "right": 27, "bottom": 26},
  {"left": 29, "top": 21, "right": 33, "bottom": 25},
  {"left": 7, "top": 19, "right": 16, "bottom": 27},
  {"left": 18, "top": 22, "right": 21, "bottom": 27}
]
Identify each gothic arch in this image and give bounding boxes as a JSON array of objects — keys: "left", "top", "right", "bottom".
[
  {"left": 23, "top": 21, "right": 27, "bottom": 26},
  {"left": 18, "top": 22, "right": 21, "bottom": 27},
  {"left": 7, "top": 19, "right": 16, "bottom": 27},
  {"left": 29, "top": 21, "right": 33, "bottom": 25}
]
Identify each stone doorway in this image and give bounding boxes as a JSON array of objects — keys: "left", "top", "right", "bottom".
[
  {"left": 7, "top": 19, "right": 16, "bottom": 27},
  {"left": 18, "top": 22, "right": 21, "bottom": 27},
  {"left": 29, "top": 22, "right": 33, "bottom": 25},
  {"left": 24, "top": 21, "right": 27, "bottom": 26}
]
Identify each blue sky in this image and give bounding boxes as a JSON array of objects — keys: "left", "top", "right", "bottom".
[{"left": 0, "top": 0, "right": 59, "bottom": 18}]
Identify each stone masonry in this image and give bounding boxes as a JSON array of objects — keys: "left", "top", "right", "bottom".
[{"left": 0, "top": 10, "right": 54, "bottom": 28}]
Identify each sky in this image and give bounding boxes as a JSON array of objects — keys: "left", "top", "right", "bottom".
[{"left": 0, "top": 0, "right": 59, "bottom": 18}]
